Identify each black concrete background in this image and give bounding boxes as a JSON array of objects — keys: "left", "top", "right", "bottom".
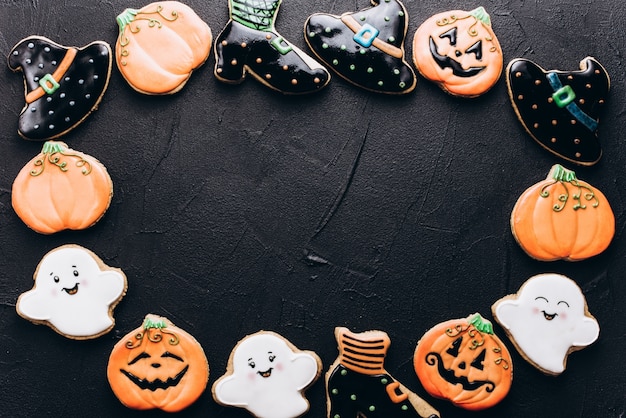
[{"left": 0, "top": 1, "right": 624, "bottom": 417}]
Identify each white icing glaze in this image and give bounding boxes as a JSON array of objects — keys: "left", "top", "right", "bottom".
[
  {"left": 493, "top": 273, "right": 599, "bottom": 374},
  {"left": 214, "top": 332, "right": 320, "bottom": 418},
  {"left": 16, "top": 245, "right": 126, "bottom": 338}
]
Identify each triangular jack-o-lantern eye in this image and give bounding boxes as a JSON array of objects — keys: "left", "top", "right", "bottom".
[
  {"left": 439, "top": 28, "right": 457, "bottom": 45},
  {"left": 446, "top": 336, "right": 463, "bottom": 357},
  {"left": 466, "top": 40, "right": 483, "bottom": 60}
]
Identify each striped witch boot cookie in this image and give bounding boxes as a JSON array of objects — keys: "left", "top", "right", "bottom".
[
  {"left": 214, "top": 0, "right": 330, "bottom": 94},
  {"left": 326, "top": 327, "right": 439, "bottom": 418}
]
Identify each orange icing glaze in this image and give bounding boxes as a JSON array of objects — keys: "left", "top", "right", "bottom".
[
  {"left": 510, "top": 165, "right": 615, "bottom": 261},
  {"left": 412, "top": 7, "right": 502, "bottom": 97},
  {"left": 12, "top": 141, "right": 113, "bottom": 234},
  {"left": 115, "top": 1, "right": 212, "bottom": 94}
]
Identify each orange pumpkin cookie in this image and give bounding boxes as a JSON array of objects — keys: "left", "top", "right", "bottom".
[
  {"left": 115, "top": 1, "right": 212, "bottom": 94},
  {"left": 413, "top": 313, "right": 513, "bottom": 411},
  {"left": 412, "top": 7, "right": 502, "bottom": 97},
  {"left": 12, "top": 141, "right": 113, "bottom": 234},
  {"left": 107, "top": 314, "right": 209, "bottom": 412},
  {"left": 511, "top": 164, "right": 615, "bottom": 261}
]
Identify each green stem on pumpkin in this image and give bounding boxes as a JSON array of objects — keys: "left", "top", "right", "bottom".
[
  {"left": 41, "top": 140, "right": 68, "bottom": 155},
  {"left": 469, "top": 6, "right": 491, "bottom": 27},
  {"left": 143, "top": 316, "right": 168, "bottom": 330},
  {"left": 548, "top": 164, "right": 578, "bottom": 183},
  {"left": 116, "top": 8, "right": 139, "bottom": 34},
  {"left": 468, "top": 313, "right": 494, "bottom": 334}
]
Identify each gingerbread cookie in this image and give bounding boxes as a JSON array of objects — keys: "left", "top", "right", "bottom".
[
  {"left": 305, "top": 0, "right": 416, "bottom": 94},
  {"left": 510, "top": 164, "right": 615, "bottom": 261},
  {"left": 214, "top": 0, "right": 330, "bottom": 94},
  {"left": 16, "top": 244, "right": 127, "bottom": 339},
  {"left": 107, "top": 314, "right": 209, "bottom": 412},
  {"left": 412, "top": 7, "right": 502, "bottom": 97},
  {"left": 492, "top": 273, "right": 600, "bottom": 376},
  {"left": 506, "top": 57, "right": 610, "bottom": 165},
  {"left": 8, "top": 36, "right": 112, "bottom": 140},
  {"left": 213, "top": 331, "right": 320, "bottom": 418},
  {"left": 115, "top": 1, "right": 213, "bottom": 95},
  {"left": 413, "top": 313, "right": 512, "bottom": 411},
  {"left": 327, "top": 327, "right": 439, "bottom": 418},
  {"left": 12, "top": 141, "right": 113, "bottom": 234}
]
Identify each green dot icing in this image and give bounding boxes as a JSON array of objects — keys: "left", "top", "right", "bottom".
[
  {"left": 388, "top": 36, "right": 396, "bottom": 43},
  {"left": 333, "top": 59, "right": 339, "bottom": 65},
  {"left": 378, "top": 81, "right": 384, "bottom": 86},
  {"left": 350, "top": 394, "right": 357, "bottom": 401},
  {"left": 384, "top": 16, "right": 390, "bottom": 21},
  {"left": 402, "top": 405, "right": 408, "bottom": 411},
  {"left": 381, "top": 378, "right": 388, "bottom": 384},
  {"left": 369, "top": 406, "right": 376, "bottom": 412},
  {"left": 340, "top": 44, "right": 347, "bottom": 50},
  {"left": 350, "top": 64, "right": 356, "bottom": 70},
  {"left": 325, "top": 27, "right": 332, "bottom": 33},
  {"left": 360, "top": 49, "right": 367, "bottom": 55},
  {"left": 332, "top": 388, "right": 339, "bottom": 395},
  {"left": 360, "top": 16, "right": 366, "bottom": 21},
  {"left": 399, "top": 82, "right": 406, "bottom": 88},
  {"left": 399, "top": 11, "right": 404, "bottom": 17},
  {"left": 367, "top": 67, "right": 374, "bottom": 74},
  {"left": 322, "top": 43, "right": 329, "bottom": 49},
  {"left": 309, "top": 31, "right": 315, "bottom": 37},
  {"left": 393, "top": 69, "right": 400, "bottom": 75},
  {"left": 341, "top": 369, "right": 348, "bottom": 376}
]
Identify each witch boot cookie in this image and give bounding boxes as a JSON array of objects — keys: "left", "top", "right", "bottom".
[
  {"left": 326, "top": 327, "right": 439, "bottom": 418},
  {"left": 305, "top": 0, "right": 416, "bottom": 94},
  {"left": 506, "top": 57, "right": 610, "bottom": 165},
  {"left": 214, "top": 0, "right": 330, "bottom": 94},
  {"left": 8, "top": 36, "right": 112, "bottom": 140}
]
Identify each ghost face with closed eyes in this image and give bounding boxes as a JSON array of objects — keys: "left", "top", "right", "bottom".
[
  {"left": 213, "top": 331, "right": 321, "bottom": 418},
  {"left": 16, "top": 245, "right": 127, "bottom": 339},
  {"left": 492, "top": 273, "right": 599, "bottom": 375}
]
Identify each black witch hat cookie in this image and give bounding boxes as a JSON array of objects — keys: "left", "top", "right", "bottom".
[
  {"left": 8, "top": 36, "right": 112, "bottom": 141},
  {"left": 214, "top": 0, "right": 330, "bottom": 94},
  {"left": 305, "top": 0, "right": 416, "bottom": 94},
  {"left": 506, "top": 57, "right": 610, "bottom": 166}
]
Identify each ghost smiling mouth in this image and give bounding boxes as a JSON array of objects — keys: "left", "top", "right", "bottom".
[
  {"left": 542, "top": 311, "right": 557, "bottom": 321},
  {"left": 62, "top": 283, "right": 79, "bottom": 295},
  {"left": 257, "top": 368, "right": 273, "bottom": 378}
]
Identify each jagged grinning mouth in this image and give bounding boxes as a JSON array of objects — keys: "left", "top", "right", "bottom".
[
  {"left": 62, "top": 283, "right": 79, "bottom": 295},
  {"left": 258, "top": 368, "right": 273, "bottom": 378},
  {"left": 429, "top": 36, "right": 485, "bottom": 77},
  {"left": 542, "top": 311, "right": 557, "bottom": 321}
]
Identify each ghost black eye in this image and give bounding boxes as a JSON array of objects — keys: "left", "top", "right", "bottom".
[
  {"left": 53, "top": 275, "right": 60, "bottom": 283},
  {"left": 73, "top": 270, "right": 79, "bottom": 277},
  {"left": 248, "top": 360, "right": 255, "bottom": 369}
]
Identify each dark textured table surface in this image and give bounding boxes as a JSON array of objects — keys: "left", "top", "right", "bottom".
[{"left": 0, "top": 0, "right": 624, "bottom": 417}]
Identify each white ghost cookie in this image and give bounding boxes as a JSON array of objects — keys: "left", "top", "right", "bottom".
[
  {"left": 212, "top": 331, "right": 321, "bottom": 418},
  {"left": 16, "top": 244, "right": 127, "bottom": 339},
  {"left": 492, "top": 273, "right": 599, "bottom": 375}
]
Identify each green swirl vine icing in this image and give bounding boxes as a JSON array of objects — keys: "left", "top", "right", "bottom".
[
  {"left": 116, "top": 5, "right": 180, "bottom": 66},
  {"left": 540, "top": 164, "right": 599, "bottom": 212},
  {"left": 30, "top": 141, "right": 92, "bottom": 177}
]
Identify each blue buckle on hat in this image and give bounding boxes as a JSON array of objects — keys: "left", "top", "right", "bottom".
[
  {"left": 353, "top": 23, "right": 379, "bottom": 48},
  {"left": 546, "top": 72, "right": 598, "bottom": 132}
]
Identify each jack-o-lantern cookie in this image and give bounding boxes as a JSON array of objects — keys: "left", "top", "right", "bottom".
[
  {"left": 107, "top": 314, "right": 209, "bottom": 412},
  {"left": 492, "top": 273, "right": 600, "bottom": 376},
  {"left": 327, "top": 327, "right": 440, "bottom": 418},
  {"left": 115, "top": 1, "right": 213, "bottom": 95},
  {"left": 506, "top": 57, "right": 610, "bottom": 165},
  {"left": 8, "top": 36, "right": 112, "bottom": 140},
  {"left": 412, "top": 6, "right": 502, "bottom": 97},
  {"left": 12, "top": 141, "right": 113, "bottom": 234},
  {"left": 16, "top": 244, "right": 127, "bottom": 340},
  {"left": 214, "top": 0, "right": 330, "bottom": 94},
  {"left": 414, "top": 313, "right": 512, "bottom": 411},
  {"left": 305, "top": 0, "right": 416, "bottom": 94},
  {"left": 510, "top": 164, "right": 615, "bottom": 261},
  {"left": 213, "top": 331, "right": 321, "bottom": 418}
]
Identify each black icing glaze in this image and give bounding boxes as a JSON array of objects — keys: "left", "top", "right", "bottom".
[
  {"left": 327, "top": 364, "right": 438, "bottom": 417},
  {"left": 305, "top": 0, "right": 416, "bottom": 94},
  {"left": 120, "top": 365, "right": 189, "bottom": 391},
  {"left": 507, "top": 57, "right": 610, "bottom": 166},
  {"left": 8, "top": 36, "right": 112, "bottom": 141},
  {"left": 214, "top": 21, "right": 330, "bottom": 94}
]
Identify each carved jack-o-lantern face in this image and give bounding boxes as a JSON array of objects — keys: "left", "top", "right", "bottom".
[
  {"left": 412, "top": 7, "right": 503, "bottom": 97},
  {"left": 414, "top": 314, "right": 512, "bottom": 411},
  {"left": 107, "top": 315, "right": 209, "bottom": 412}
]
